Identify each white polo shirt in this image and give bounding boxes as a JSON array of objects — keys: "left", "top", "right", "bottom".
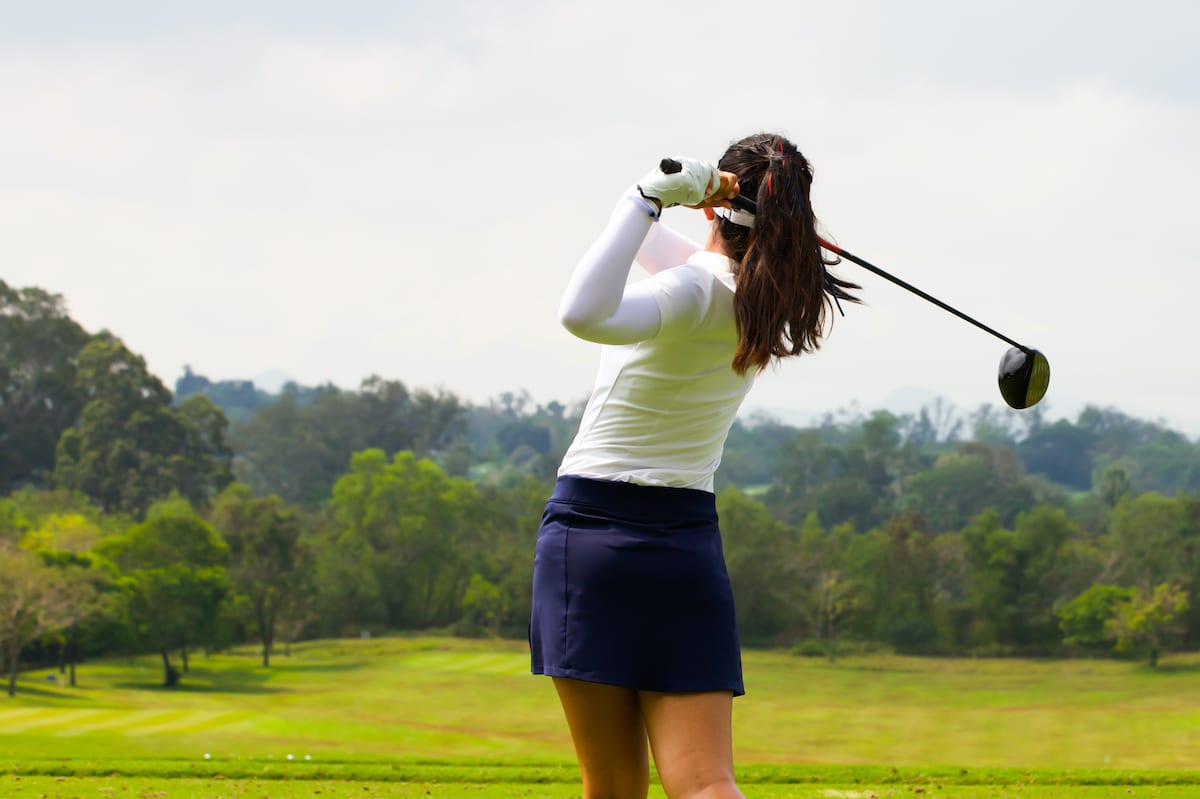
[{"left": 558, "top": 250, "right": 755, "bottom": 492}]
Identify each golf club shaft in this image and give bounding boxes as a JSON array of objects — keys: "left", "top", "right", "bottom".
[
  {"left": 727, "top": 194, "right": 1029, "bottom": 353},
  {"left": 819, "top": 238, "right": 1027, "bottom": 353}
]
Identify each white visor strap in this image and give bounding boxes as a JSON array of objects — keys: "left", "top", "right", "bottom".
[{"left": 714, "top": 206, "right": 756, "bottom": 229}]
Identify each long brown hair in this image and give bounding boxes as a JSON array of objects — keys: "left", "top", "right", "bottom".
[{"left": 717, "top": 133, "right": 860, "bottom": 376}]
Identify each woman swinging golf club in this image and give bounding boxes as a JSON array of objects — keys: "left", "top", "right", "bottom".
[{"left": 530, "top": 133, "right": 860, "bottom": 799}]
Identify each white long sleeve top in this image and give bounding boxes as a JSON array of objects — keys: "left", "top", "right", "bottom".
[{"left": 556, "top": 191, "right": 756, "bottom": 492}]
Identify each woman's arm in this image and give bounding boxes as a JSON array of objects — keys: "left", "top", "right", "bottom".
[
  {"left": 635, "top": 219, "right": 701, "bottom": 275},
  {"left": 558, "top": 192, "right": 665, "bottom": 345},
  {"left": 557, "top": 164, "right": 738, "bottom": 345}
]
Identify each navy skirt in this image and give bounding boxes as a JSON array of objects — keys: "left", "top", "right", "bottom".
[{"left": 530, "top": 476, "right": 744, "bottom": 696}]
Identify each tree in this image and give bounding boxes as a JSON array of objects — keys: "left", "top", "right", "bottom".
[
  {"left": 459, "top": 474, "right": 550, "bottom": 639},
  {"left": 1017, "top": 419, "right": 1099, "bottom": 490},
  {"left": 320, "top": 450, "right": 480, "bottom": 632},
  {"left": 963, "top": 506, "right": 1074, "bottom": 649},
  {"left": 232, "top": 379, "right": 467, "bottom": 508},
  {"left": 0, "top": 542, "right": 92, "bottom": 696},
  {"left": 0, "top": 281, "right": 92, "bottom": 494},
  {"left": 901, "top": 442, "right": 1044, "bottom": 533},
  {"left": 717, "top": 488, "right": 799, "bottom": 643},
  {"left": 794, "top": 514, "right": 859, "bottom": 658},
  {"left": 968, "top": 404, "right": 1020, "bottom": 450},
  {"left": 100, "top": 497, "right": 229, "bottom": 686},
  {"left": 907, "top": 398, "right": 963, "bottom": 450},
  {"left": 461, "top": 574, "right": 503, "bottom": 636},
  {"left": 210, "top": 484, "right": 305, "bottom": 666},
  {"left": 53, "top": 336, "right": 233, "bottom": 516},
  {"left": 1106, "top": 583, "right": 1190, "bottom": 667},
  {"left": 844, "top": 513, "right": 940, "bottom": 650},
  {"left": 1097, "top": 465, "right": 1133, "bottom": 509},
  {"left": 716, "top": 414, "right": 798, "bottom": 488},
  {"left": 1110, "top": 492, "right": 1195, "bottom": 589},
  {"left": 1058, "top": 584, "right": 1134, "bottom": 651},
  {"left": 19, "top": 512, "right": 127, "bottom": 685},
  {"left": 771, "top": 430, "right": 881, "bottom": 529}
]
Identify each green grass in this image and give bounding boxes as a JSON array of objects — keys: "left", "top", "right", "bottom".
[
  {"left": 4, "top": 637, "right": 1200, "bottom": 796},
  {"left": 8, "top": 775, "right": 1200, "bottom": 799}
]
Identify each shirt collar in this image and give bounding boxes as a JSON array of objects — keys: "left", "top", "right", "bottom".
[{"left": 686, "top": 250, "right": 737, "bottom": 276}]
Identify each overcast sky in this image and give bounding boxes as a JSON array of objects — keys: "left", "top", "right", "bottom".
[{"left": 3, "top": 1, "right": 1198, "bottom": 436}]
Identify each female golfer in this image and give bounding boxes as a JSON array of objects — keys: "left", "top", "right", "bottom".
[{"left": 530, "top": 133, "right": 859, "bottom": 799}]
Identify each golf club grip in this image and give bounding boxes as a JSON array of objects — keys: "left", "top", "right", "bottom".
[
  {"left": 660, "top": 159, "right": 759, "bottom": 212},
  {"left": 730, "top": 194, "right": 757, "bottom": 214}
]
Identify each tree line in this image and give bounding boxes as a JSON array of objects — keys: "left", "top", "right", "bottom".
[{"left": 3, "top": 278, "right": 1200, "bottom": 696}]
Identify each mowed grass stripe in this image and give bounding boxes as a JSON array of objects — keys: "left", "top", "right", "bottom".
[
  {"left": 0, "top": 709, "right": 107, "bottom": 733},
  {"left": 53, "top": 709, "right": 176, "bottom": 736},
  {"left": 126, "top": 710, "right": 256, "bottom": 736},
  {"left": 0, "top": 708, "right": 57, "bottom": 726},
  {"left": 398, "top": 651, "right": 529, "bottom": 675},
  {"left": 0, "top": 708, "right": 260, "bottom": 739}
]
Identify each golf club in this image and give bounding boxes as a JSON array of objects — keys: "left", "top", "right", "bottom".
[{"left": 727, "top": 191, "right": 1050, "bottom": 409}]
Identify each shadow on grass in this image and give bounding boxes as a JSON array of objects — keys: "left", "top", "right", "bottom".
[
  {"left": 1143, "top": 661, "right": 1200, "bottom": 674},
  {"left": 113, "top": 667, "right": 283, "bottom": 694},
  {"left": 111, "top": 681, "right": 286, "bottom": 694},
  {"left": 10, "top": 685, "right": 90, "bottom": 701},
  {"left": 269, "top": 660, "right": 368, "bottom": 673}
]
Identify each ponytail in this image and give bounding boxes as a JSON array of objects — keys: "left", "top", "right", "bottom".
[{"left": 717, "top": 134, "right": 860, "bottom": 376}]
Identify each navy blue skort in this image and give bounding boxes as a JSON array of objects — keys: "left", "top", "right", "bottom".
[{"left": 530, "top": 475, "right": 744, "bottom": 696}]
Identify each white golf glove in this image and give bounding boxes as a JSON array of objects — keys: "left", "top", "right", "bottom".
[{"left": 637, "top": 157, "right": 720, "bottom": 209}]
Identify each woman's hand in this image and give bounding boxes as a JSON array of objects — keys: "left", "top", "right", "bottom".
[
  {"left": 639, "top": 159, "right": 740, "bottom": 210},
  {"left": 686, "top": 170, "right": 741, "bottom": 210}
]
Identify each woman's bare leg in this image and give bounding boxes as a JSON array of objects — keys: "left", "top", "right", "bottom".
[
  {"left": 553, "top": 677, "right": 650, "bottom": 799},
  {"left": 638, "top": 690, "right": 744, "bottom": 799}
]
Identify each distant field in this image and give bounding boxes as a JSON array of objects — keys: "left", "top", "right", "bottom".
[{"left": 3, "top": 637, "right": 1200, "bottom": 796}]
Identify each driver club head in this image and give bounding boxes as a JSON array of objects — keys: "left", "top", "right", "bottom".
[{"left": 998, "top": 347, "right": 1051, "bottom": 409}]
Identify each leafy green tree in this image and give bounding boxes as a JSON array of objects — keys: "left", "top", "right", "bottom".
[
  {"left": 0, "top": 542, "right": 93, "bottom": 696},
  {"left": 1110, "top": 492, "right": 1194, "bottom": 589},
  {"left": 210, "top": 484, "right": 305, "bottom": 666},
  {"left": 716, "top": 413, "right": 798, "bottom": 488},
  {"left": 20, "top": 516, "right": 126, "bottom": 687},
  {"left": 321, "top": 450, "right": 480, "bottom": 632},
  {"left": 901, "top": 442, "right": 1047, "bottom": 533},
  {"left": 717, "top": 488, "right": 799, "bottom": 643},
  {"left": 53, "top": 336, "right": 233, "bottom": 516},
  {"left": 461, "top": 574, "right": 503, "bottom": 636},
  {"left": 1018, "top": 419, "right": 1099, "bottom": 490},
  {"left": 1059, "top": 584, "right": 1134, "bottom": 650},
  {"left": 233, "top": 380, "right": 467, "bottom": 507},
  {"left": 1106, "top": 583, "right": 1190, "bottom": 667},
  {"left": 770, "top": 430, "right": 882, "bottom": 530},
  {"left": 931, "top": 531, "right": 973, "bottom": 648},
  {"left": 1081, "top": 407, "right": 1200, "bottom": 495},
  {"left": 1132, "top": 434, "right": 1200, "bottom": 496},
  {"left": 100, "top": 497, "right": 229, "bottom": 685},
  {"left": 844, "top": 513, "right": 940, "bottom": 650},
  {"left": 794, "top": 513, "right": 859, "bottom": 658},
  {"left": 459, "top": 474, "right": 550, "bottom": 638},
  {"left": 1096, "top": 465, "right": 1133, "bottom": 509},
  {"left": 0, "top": 282, "right": 92, "bottom": 494},
  {"left": 968, "top": 403, "right": 1021, "bottom": 450},
  {"left": 0, "top": 279, "right": 93, "bottom": 491},
  {"left": 963, "top": 506, "right": 1074, "bottom": 649},
  {"left": 907, "top": 398, "right": 964, "bottom": 451}
]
